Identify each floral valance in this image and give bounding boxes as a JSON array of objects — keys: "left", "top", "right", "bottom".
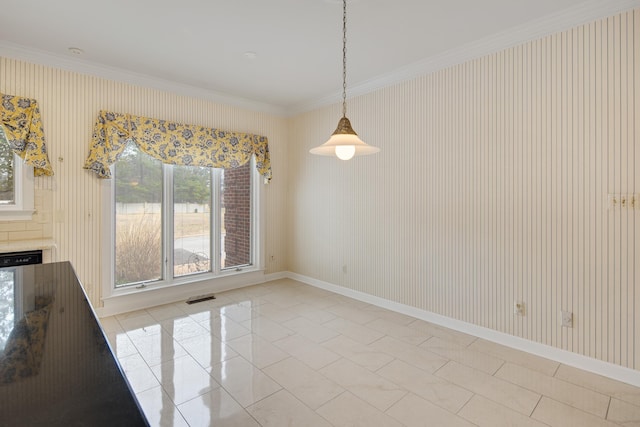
[
  {"left": 83, "top": 110, "right": 272, "bottom": 182},
  {"left": 0, "top": 93, "right": 54, "bottom": 176}
]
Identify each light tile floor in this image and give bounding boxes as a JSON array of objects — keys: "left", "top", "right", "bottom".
[{"left": 101, "top": 279, "right": 640, "bottom": 426}]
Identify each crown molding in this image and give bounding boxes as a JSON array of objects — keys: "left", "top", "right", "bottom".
[
  {"left": 288, "top": 0, "right": 640, "bottom": 115},
  {"left": 0, "top": 41, "right": 288, "bottom": 117},
  {"left": 1, "top": 0, "right": 638, "bottom": 117}
]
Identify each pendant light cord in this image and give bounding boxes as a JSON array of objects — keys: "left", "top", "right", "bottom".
[
  {"left": 310, "top": 0, "right": 379, "bottom": 157},
  {"left": 342, "top": 0, "right": 347, "bottom": 118}
]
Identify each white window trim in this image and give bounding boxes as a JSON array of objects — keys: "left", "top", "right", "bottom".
[
  {"left": 0, "top": 153, "right": 35, "bottom": 221},
  {"left": 100, "top": 160, "right": 266, "bottom": 308}
]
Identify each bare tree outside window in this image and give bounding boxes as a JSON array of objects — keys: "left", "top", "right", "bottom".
[{"left": 114, "top": 143, "right": 163, "bottom": 286}]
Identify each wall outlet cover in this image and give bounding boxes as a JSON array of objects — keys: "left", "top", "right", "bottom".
[
  {"left": 561, "top": 310, "right": 573, "bottom": 328},
  {"left": 514, "top": 302, "right": 525, "bottom": 316}
]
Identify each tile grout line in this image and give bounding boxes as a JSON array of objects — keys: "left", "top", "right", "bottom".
[
  {"left": 604, "top": 396, "right": 612, "bottom": 421},
  {"left": 372, "top": 355, "right": 398, "bottom": 374},
  {"left": 528, "top": 394, "right": 545, "bottom": 423},
  {"left": 452, "top": 391, "right": 478, "bottom": 417}
]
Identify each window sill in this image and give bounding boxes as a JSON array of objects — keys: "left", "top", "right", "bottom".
[{"left": 98, "top": 268, "right": 266, "bottom": 317}]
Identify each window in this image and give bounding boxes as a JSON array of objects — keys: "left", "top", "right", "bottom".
[
  {"left": 0, "top": 137, "right": 34, "bottom": 221},
  {"left": 111, "top": 143, "right": 257, "bottom": 290},
  {"left": 0, "top": 140, "right": 15, "bottom": 204}
]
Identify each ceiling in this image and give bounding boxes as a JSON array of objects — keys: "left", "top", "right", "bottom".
[{"left": 0, "top": 0, "right": 636, "bottom": 114}]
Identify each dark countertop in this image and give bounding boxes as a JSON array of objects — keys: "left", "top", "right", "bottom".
[{"left": 0, "top": 262, "right": 149, "bottom": 427}]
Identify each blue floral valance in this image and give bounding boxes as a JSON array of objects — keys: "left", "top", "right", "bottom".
[{"left": 83, "top": 110, "right": 272, "bottom": 182}]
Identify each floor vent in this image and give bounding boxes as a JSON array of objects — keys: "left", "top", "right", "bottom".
[{"left": 185, "top": 293, "right": 216, "bottom": 304}]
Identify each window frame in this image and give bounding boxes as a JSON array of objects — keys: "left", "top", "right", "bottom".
[
  {"left": 101, "top": 156, "right": 265, "bottom": 301},
  {"left": 0, "top": 152, "right": 35, "bottom": 221}
]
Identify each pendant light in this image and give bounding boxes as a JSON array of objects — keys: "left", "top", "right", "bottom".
[{"left": 310, "top": 0, "right": 380, "bottom": 160}]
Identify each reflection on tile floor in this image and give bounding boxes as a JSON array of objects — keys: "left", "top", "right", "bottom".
[{"left": 103, "top": 278, "right": 640, "bottom": 426}]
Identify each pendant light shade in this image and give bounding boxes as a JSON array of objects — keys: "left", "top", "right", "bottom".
[
  {"left": 309, "top": 117, "right": 380, "bottom": 160},
  {"left": 310, "top": 0, "right": 380, "bottom": 161}
]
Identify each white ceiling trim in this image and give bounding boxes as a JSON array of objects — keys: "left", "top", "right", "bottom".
[
  {"left": 1, "top": 0, "right": 638, "bottom": 118},
  {"left": 290, "top": 0, "right": 640, "bottom": 115},
  {"left": 0, "top": 41, "right": 287, "bottom": 116}
]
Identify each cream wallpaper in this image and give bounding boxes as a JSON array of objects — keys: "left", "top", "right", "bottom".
[
  {"left": 0, "top": 58, "right": 289, "bottom": 307},
  {"left": 289, "top": 9, "right": 640, "bottom": 370}
]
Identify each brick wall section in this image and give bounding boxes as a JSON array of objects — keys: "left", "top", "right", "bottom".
[{"left": 222, "top": 162, "right": 251, "bottom": 268}]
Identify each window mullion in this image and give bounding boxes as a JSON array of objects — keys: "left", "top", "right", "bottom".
[
  {"left": 250, "top": 157, "right": 256, "bottom": 267},
  {"left": 164, "top": 164, "right": 174, "bottom": 282},
  {"left": 212, "top": 169, "right": 221, "bottom": 274}
]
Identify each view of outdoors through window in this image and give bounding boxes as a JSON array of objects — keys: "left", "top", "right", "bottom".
[
  {"left": 115, "top": 143, "right": 163, "bottom": 286},
  {"left": 114, "top": 143, "right": 252, "bottom": 288},
  {"left": 173, "top": 165, "right": 212, "bottom": 277},
  {"left": 0, "top": 139, "right": 15, "bottom": 205}
]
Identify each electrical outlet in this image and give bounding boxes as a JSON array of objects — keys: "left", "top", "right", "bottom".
[
  {"left": 561, "top": 310, "right": 573, "bottom": 328},
  {"left": 342, "top": 265, "right": 347, "bottom": 274},
  {"left": 608, "top": 193, "right": 640, "bottom": 210},
  {"left": 514, "top": 302, "right": 525, "bottom": 316},
  {"left": 621, "top": 194, "right": 628, "bottom": 209}
]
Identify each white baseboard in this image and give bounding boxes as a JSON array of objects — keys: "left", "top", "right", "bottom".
[
  {"left": 95, "top": 270, "right": 293, "bottom": 317},
  {"left": 264, "top": 271, "right": 288, "bottom": 282},
  {"left": 97, "top": 270, "right": 270, "bottom": 317},
  {"left": 95, "top": 267, "right": 640, "bottom": 387},
  {"left": 286, "top": 271, "right": 640, "bottom": 388}
]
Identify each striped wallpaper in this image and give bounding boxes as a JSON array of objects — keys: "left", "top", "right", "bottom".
[
  {"left": 0, "top": 59, "right": 289, "bottom": 308},
  {"left": 289, "top": 9, "right": 639, "bottom": 369}
]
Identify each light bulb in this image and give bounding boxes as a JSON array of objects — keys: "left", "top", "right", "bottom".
[{"left": 335, "top": 145, "right": 355, "bottom": 160}]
